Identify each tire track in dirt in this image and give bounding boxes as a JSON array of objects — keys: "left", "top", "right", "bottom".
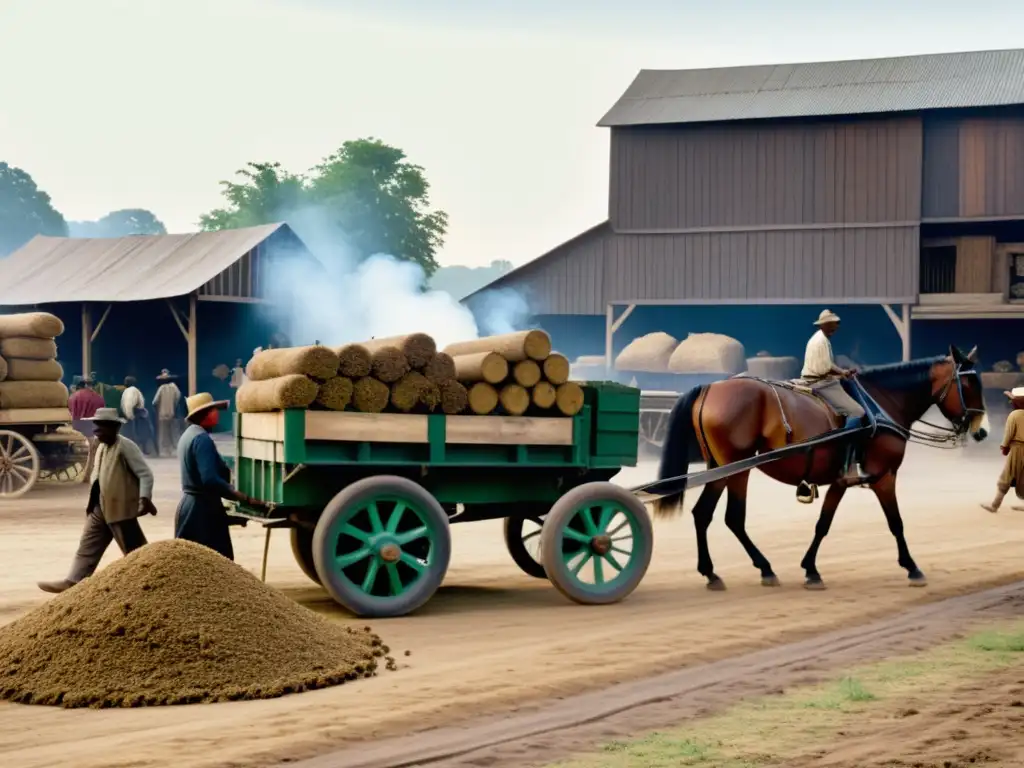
[{"left": 292, "top": 581, "right": 1024, "bottom": 768}]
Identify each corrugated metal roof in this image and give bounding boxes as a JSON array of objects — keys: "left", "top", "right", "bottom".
[
  {"left": 0, "top": 223, "right": 287, "bottom": 305},
  {"left": 600, "top": 49, "right": 1024, "bottom": 127}
]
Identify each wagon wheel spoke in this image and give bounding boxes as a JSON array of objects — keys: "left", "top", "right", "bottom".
[
  {"left": 366, "top": 502, "right": 384, "bottom": 534},
  {"left": 607, "top": 519, "right": 630, "bottom": 537},
  {"left": 579, "top": 507, "right": 599, "bottom": 536},
  {"left": 521, "top": 529, "right": 541, "bottom": 542},
  {"left": 395, "top": 525, "right": 428, "bottom": 545},
  {"left": 570, "top": 551, "right": 592, "bottom": 575},
  {"left": 339, "top": 523, "right": 371, "bottom": 543},
  {"left": 385, "top": 501, "right": 407, "bottom": 533},
  {"left": 385, "top": 563, "right": 403, "bottom": 596},
  {"left": 399, "top": 551, "right": 426, "bottom": 573},
  {"left": 361, "top": 559, "right": 380, "bottom": 592},
  {"left": 592, "top": 556, "right": 605, "bottom": 585},
  {"left": 336, "top": 548, "right": 372, "bottom": 569},
  {"left": 561, "top": 527, "right": 591, "bottom": 544},
  {"left": 596, "top": 505, "right": 616, "bottom": 533}
]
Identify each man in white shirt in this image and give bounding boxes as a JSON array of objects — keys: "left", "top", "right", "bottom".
[
  {"left": 802, "top": 309, "right": 867, "bottom": 484},
  {"left": 153, "top": 369, "right": 182, "bottom": 457}
]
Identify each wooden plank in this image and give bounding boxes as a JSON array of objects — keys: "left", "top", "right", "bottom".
[
  {"left": 0, "top": 408, "right": 72, "bottom": 425},
  {"left": 239, "top": 412, "right": 285, "bottom": 441},
  {"left": 305, "top": 411, "right": 429, "bottom": 443},
  {"left": 955, "top": 236, "right": 996, "bottom": 293},
  {"left": 239, "top": 439, "right": 281, "bottom": 462},
  {"left": 446, "top": 415, "right": 574, "bottom": 446}
]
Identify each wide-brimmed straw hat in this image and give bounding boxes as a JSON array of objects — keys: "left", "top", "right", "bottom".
[
  {"left": 814, "top": 309, "right": 841, "bottom": 326},
  {"left": 186, "top": 392, "right": 230, "bottom": 420},
  {"left": 156, "top": 369, "right": 178, "bottom": 381},
  {"left": 1004, "top": 387, "right": 1024, "bottom": 400},
  {"left": 84, "top": 407, "right": 125, "bottom": 424}
]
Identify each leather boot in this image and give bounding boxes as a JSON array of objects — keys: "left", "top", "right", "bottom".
[
  {"left": 840, "top": 442, "right": 868, "bottom": 485},
  {"left": 37, "top": 579, "right": 75, "bottom": 594},
  {"left": 981, "top": 491, "right": 1006, "bottom": 514}
]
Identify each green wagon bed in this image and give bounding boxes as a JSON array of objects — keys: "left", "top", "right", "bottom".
[{"left": 232, "top": 381, "right": 652, "bottom": 618}]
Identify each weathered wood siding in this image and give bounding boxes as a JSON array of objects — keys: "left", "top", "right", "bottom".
[
  {"left": 923, "top": 112, "right": 1024, "bottom": 219},
  {"left": 610, "top": 116, "right": 923, "bottom": 230}
]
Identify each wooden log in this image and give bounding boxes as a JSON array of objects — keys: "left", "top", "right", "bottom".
[
  {"left": 246, "top": 345, "right": 339, "bottom": 382},
  {"left": 499, "top": 383, "right": 530, "bottom": 416},
  {"left": 467, "top": 382, "right": 498, "bottom": 415},
  {"left": 0, "top": 312, "right": 64, "bottom": 339},
  {"left": 531, "top": 380, "right": 556, "bottom": 409},
  {"left": 360, "top": 333, "right": 436, "bottom": 369},
  {"left": 0, "top": 381, "right": 69, "bottom": 409},
  {"left": 390, "top": 371, "right": 439, "bottom": 413},
  {"left": 314, "top": 377, "right": 354, "bottom": 411},
  {"left": 512, "top": 359, "right": 541, "bottom": 388},
  {"left": 423, "top": 352, "right": 456, "bottom": 384},
  {"left": 443, "top": 330, "right": 551, "bottom": 363},
  {"left": 438, "top": 380, "right": 468, "bottom": 415},
  {"left": 370, "top": 347, "right": 410, "bottom": 384},
  {"left": 542, "top": 353, "right": 570, "bottom": 385},
  {"left": 3, "top": 358, "right": 64, "bottom": 382},
  {"left": 352, "top": 377, "right": 390, "bottom": 413},
  {"left": 0, "top": 338, "right": 57, "bottom": 361},
  {"left": 235, "top": 375, "right": 318, "bottom": 413},
  {"left": 453, "top": 352, "right": 508, "bottom": 384},
  {"left": 335, "top": 344, "right": 372, "bottom": 378},
  {"left": 555, "top": 382, "right": 585, "bottom": 416}
]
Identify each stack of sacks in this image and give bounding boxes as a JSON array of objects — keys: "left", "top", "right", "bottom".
[
  {"left": 0, "top": 313, "right": 69, "bottom": 410},
  {"left": 668, "top": 332, "right": 747, "bottom": 375},
  {"left": 614, "top": 332, "right": 678, "bottom": 373}
]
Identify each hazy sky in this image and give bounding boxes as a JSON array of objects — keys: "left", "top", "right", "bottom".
[{"left": 2, "top": 0, "right": 1022, "bottom": 268}]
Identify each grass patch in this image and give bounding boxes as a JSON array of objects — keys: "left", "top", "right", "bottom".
[{"left": 548, "top": 621, "right": 1024, "bottom": 768}]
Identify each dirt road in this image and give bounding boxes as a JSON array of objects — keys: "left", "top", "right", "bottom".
[{"left": 0, "top": 438, "right": 1021, "bottom": 768}]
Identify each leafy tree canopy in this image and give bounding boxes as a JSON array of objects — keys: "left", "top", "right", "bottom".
[
  {"left": 69, "top": 208, "right": 167, "bottom": 238},
  {"left": 199, "top": 139, "right": 447, "bottom": 276},
  {"left": 0, "top": 162, "right": 67, "bottom": 256}
]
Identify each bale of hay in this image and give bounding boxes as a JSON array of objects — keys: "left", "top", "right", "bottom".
[
  {"left": 370, "top": 347, "right": 410, "bottom": 384},
  {"left": 453, "top": 351, "right": 508, "bottom": 384},
  {"left": 0, "top": 312, "right": 64, "bottom": 339},
  {"left": 555, "top": 382, "right": 585, "bottom": 416},
  {"left": 3, "top": 358, "right": 64, "bottom": 382},
  {"left": 438, "top": 380, "right": 469, "bottom": 415},
  {"left": 336, "top": 344, "right": 372, "bottom": 379},
  {"left": 0, "top": 356, "right": 6, "bottom": 383},
  {"left": 315, "top": 377, "right": 354, "bottom": 411},
  {"left": 668, "top": 332, "right": 746, "bottom": 374},
  {"left": 246, "top": 346, "right": 340, "bottom": 382},
  {"left": 467, "top": 382, "right": 499, "bottom": 415},
  {"left": 615, "top": 332, "right": 678, "bottom": 372},
  {"left": 444, "top": 330, "right": 551, "bottom": 363},
  {"left": 361, "top": 334, "right": 436, "bottom": 370},
  {"left": 0, "top": 337, "right": 57, "bottom": 361},
  {"left": 499, "top": 383, "right": 530, "bottom": 416},
  {"left": 512, "top": 360, "right": 541, "bottom": 388},
  {"left": 532, "top": 380, "right": 556, "bottom": 409},
  {"left": 235, "top": 375, "right": 318, "bottom": 413},
  {"left": 352, "top": 377, "right": 390, "bottom": 413},
  {"left": 746, "top": 355, "right": 799, "bottom": 381},
  {"left": 542, "top": 353, "right": 570, "bottom": 385},
  {"left": 0, "top": 539, "right": 388, "bottom": 708},
  {"left": 390, "top": 371, "right": 438, "bottom": 413},
  {"left": 422, "top": 352, "right": 456, "bottom": 384},
  {"left": 0, "top": 381, "right": 69, "bottom": 409}
]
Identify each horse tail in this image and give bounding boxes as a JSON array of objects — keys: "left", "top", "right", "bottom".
[{"left": 652, "top": 384, "right": 708, "bottom": 520}]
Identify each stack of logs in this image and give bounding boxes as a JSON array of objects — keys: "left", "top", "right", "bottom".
[{"left": 236, "top": 329, "right": 584, "bottom": 417}]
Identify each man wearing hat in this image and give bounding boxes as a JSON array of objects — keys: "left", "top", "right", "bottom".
[
  {"left": 152, "top": 369, "right": 182, "bottom": 457},
  {"left": 802, "top": 309, "right": 867, "bottom": 484},
  {"left": 68, "top": 376, "right": 105, "bottom": 484},
  {"left": 174, "top": 393, "right": 262, "bottom": 560},
  {"left": 37, "top": 408, "right": 157, "bottom": 594},
  {"left": 982, "top": 387, "right": 1024, "bottom": 513}
]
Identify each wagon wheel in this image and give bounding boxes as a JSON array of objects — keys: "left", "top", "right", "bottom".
[
  {"left": 39, "top": 461, "right": 86, "bottom": 484},
  {"left": 0, "top": 430, "right": 41, "bottom": 499},
  {"left": 503, "top": 513, "right": 547, "bottom": 579},
  {"left": 312, "top": 476, "right": 451, "bottom": 618},
  {"left": 638, "top": 411, "right": 669, "bottom": 452},
  {"left": 540, "top": 482, "right": 653, "bottom": 606},
  {"left": 290, "top": 526, "right": 322, "bottom": 586}
]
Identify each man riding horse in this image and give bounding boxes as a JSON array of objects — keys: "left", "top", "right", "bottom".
[{"left": 801, "top": 309, "right": 867, "bottom": 485}]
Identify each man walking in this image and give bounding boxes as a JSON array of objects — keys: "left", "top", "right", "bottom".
[
  {"left": 153, "top": 369, "right": 182, "bottom": 457},
  {"left": 37, "top": 408, "right": 157, "bottom": 594},
  {"left": 802, "top": 309, "right": 867, "bottom": 484}
]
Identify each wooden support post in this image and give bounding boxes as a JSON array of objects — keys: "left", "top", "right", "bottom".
[
  {"left": 881, "top": 303, "right": 912, "bottom": 362},
  {"left": 188, "top": 293, "right": 198, "bottom": 395},
  {"left": 81, "top": 303, "right": 92, "bottom": 379},
  {"left": 604, "top": 303, "right": 637, "bottom": 376}
]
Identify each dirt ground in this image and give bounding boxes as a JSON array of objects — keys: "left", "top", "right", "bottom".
[{"left": 1, "top": 429, "right": 1023, "bottom": 768}]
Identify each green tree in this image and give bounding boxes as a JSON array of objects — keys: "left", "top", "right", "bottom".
[
  {"left": 199, "top": 162, "right": 307, "bottom": 231},
  {"left": 69, "top": 208, "right": 167, "bottom": 238},
  {"left": 0, "top": 162, "right": 67, "bottom": 256}
]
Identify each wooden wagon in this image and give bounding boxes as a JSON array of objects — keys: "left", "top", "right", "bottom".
[{"left": 0, "top": 408, "right": 91, "bottom": 498}]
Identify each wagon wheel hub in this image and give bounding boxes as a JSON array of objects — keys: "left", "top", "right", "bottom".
[
  {"left": 378, "top": 543, "right": 401, "bottom": 563},
  {"left": 590, "top": 535, "right": 612, "bottom": 556}
]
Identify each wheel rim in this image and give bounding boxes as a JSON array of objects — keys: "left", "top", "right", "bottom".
[
  {"left": 325, "top": 494, "right": 440, "bottom": 599},
  {"left": 0, "top": 433, "right": 37, "bottom": 496},
  {"left": 557, "top": 500, "right": 642, "bottom": 594}
]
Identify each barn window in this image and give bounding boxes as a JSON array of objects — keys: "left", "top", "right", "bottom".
[{"left": 919, "top": 245, "right": 957, "bottom": 293}]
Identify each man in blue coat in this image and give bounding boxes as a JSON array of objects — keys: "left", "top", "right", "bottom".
[{"left": 174, "top": 393, "right": 262, "bottom": 560}]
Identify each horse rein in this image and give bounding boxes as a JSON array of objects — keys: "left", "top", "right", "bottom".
[{"left": 889, "top": 360, "right": 983, "bottom": 448}]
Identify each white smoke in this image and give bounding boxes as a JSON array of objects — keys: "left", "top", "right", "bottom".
[
  {"left": 470, "top": 286, "right": 531, "bottom": 336},
  {"left": 261, "top": 208, "right": 528, "bottom": 348}
]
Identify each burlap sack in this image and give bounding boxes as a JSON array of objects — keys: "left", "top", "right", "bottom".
[
  {"left": 746, "top": 355, "right": 799, "bottom": 380},
  {"left": 0, "top": 381, "right": 69, "bottom": 409},
  {"left": 0, "top": 338, "right": 57, "bottom": 361},
  {"left": 668, "top": 333, "right": 746, "bottom": 374},
  {"left": 0, "top": 312, "right": 64, "bottom": 339},
  {"left": 614, "top": 333, "right": 679, "bottom": 372},
  {"left": 3, "top": 358, "right": 64, "bottom": 382}
]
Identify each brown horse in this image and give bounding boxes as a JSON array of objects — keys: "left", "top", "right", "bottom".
[{"left": 652, "top": 345, "right": 989, "bottom": 590}]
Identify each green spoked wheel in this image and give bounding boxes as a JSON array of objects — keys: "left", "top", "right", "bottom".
[
  {"left": 312, "top": 476, "right": 451, "bottom": 618},
  {"left": 540, "top": 482, "right": 653, "bottom": 605}
]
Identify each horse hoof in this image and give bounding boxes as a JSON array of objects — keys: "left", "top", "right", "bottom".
[
  {"left": 706, "top": 578, "right": 727, "bottom": 591},
  {"left": 804, "top": 578, "right": 827, "bottom": 591},
  {"left": 908, "top": 573, "right": 928, "bottom": 588},
  {"left": 761, "top": 575, "right": 781, "bottom": 587}
]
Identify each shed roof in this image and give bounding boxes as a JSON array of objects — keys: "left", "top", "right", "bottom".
[
  {"left": 599, "top": 48, "right": 1024, "bottom": 127},
  {"left": 0, "top": 223, "right": 290, "bottom": 305}
]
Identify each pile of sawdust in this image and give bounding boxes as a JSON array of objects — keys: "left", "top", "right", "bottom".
[{"left": 0, "top": 540, "right": 391, "bottom": 708}]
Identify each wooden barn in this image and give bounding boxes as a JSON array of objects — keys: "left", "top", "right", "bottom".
[{"left": 468, "top": 48, "right": 1024, "bottom": 381}]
